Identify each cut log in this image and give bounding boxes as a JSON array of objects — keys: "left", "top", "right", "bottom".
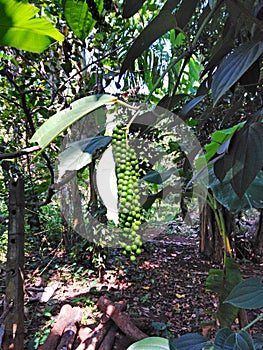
[
  {"left": 97, "top": 323, "right": 118, "bottom": 350},
  {"left": 75, "top": 317, "right": 113, "bottom": 350},
  {"left": 38, "top": 305, "right": 82, "bottom": 350},
  {"left": 56, "top": 323, "right": 77, "bottom": 350},
  {"left": 74, "top": 326, "right": 93, "bottom": 348},
  {"left": 97, "top": 296, "right": 148, "bottom": 341}
]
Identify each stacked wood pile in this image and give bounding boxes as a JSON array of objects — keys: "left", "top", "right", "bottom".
[{"left": 38, "top": 296, "right": 148, "bottom": 350}]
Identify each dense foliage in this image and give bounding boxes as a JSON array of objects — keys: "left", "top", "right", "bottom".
[{"left": 0, "top": 0, "right": 263, "bottom": 348}]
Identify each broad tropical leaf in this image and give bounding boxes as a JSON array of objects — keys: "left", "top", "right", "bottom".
[
  {"left": 225, "top": 278, "right": 263, "bottom": 309},
  {"left": 214, "top": 329, "right": 255, "bottom": 350},
  {"left": 122, "top": 0, "right": 146, "bottom": 18},
  {"left": 63, "top": 0, "right": 102, "bottom": 41},
  {"left": 57, "top": 136, "right": 112, "bottom": 182},
  {"left": 127, "top": 337, "right": 169, "bottom": 350},
  {"left": 120, "top": 10, "right": 177, "bottom": 78},
  {"left": 170, "top": 333, "right": 211, "bottom": 350},
  {"left": 30, "top": 94, "right": 117, "bottom": 153},
  {"left": 212, "top": 41, "right": 263, "bottom": 105},
  {"left": 206, "top": 257, "right": 242, "bottom": 328},
  {"left": 209, "top": 168, "right": 263, "bottom": 212},
  {"left": 206, "top": 123, "right": 244, "bottom": 162},
  {"left": 223, "top": 121, "right": 263, "bottom": 198},
  {"left": 0, "top": 0, "right": 64, "bottom": 53},
  {"left": 252, "top": 334, "right": 263, "bottom": 350},
  {"left": 201, "top": 18, "right": 235, "bottom": 78},
  {"left": 180, "top": 95, "right": 206, "bottom": 118},
  {"left": 157, "top": 94, "right": 188, "bottom": 110},
  {"left": 174, "top": 0, "right": 199, "bottom": 29},
  {"left": 142, "top": 168, "right": 177, "bottom": 184}
]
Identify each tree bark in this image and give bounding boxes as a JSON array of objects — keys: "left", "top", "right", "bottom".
[
  {"left": 39, "top": 305, "right": 81, "bottom": 350},
  {"left": 199, "top": 203, "right": 224, "bottom": 263},
  {"left": 75, "top": 317, "right": 113, "bottom": 350},
  {"left": 3, "top": 178, "right": 25, "bottom": 350},
  {"left": 255, "top": 209, "right": 263, "bottom": 257},
  {"left": 97, "top": 296, "right": 148, "bottom": 341},
  {"left": 199, "top": 202, "right": 235, "bottom": 263}
]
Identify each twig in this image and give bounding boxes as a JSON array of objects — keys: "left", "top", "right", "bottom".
[{"left": 0, "top": 146, "right": 41, "bottom": 160}]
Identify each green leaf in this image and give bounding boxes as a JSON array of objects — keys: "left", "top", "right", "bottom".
[
  {"left": 127, "top": 337, "right": 169, "bottom": 350},
  {"left": 212, "top": 41, "right": 263, "bottom": 105},
  {"left": 252, "top": 334, "right": 263, "bottom": 350},
  {"left": 203, "top": 122, "right": 245, "bottom": 163},
  {"left": 209, "top": 169, "right": 263, "bottom": 212},
  {"left": 180, "top": 95, "right": 206, "bottom": 118},
  {"left": 215, "top": 328, "right": 233, "bottom": 350},
  {"left": 57, "top": 136, "right": 112, "bottom": 181},
  {"left": 123, "top": 0, "right": 146, "bottom": 18},
  {"left": 170, "top": 333, "right": 211, "bottom": 350},
  {"left": 225, "top": 278, "right": 263, "bottom": 309},
  {"left": 157, "top": 94, "right": 188, "bottom": 110},
  {"left": 0, "top": 0, "right": 64, "bottom": 53},
  {"left": 62, "top": 0, "right": 95, "bottom": 41},
  {"left": 120, "top": 10, "right": 177, "bottom": 78},
  {"left": 215, "top": 329, "right": 255, "bottom": 350},
  {"left": 142, "top": 168, "right": 177, "bottom": 184},
  {"left": 30, "top": 94, "right": 117, "bottom": 153},
  {"left": 224, "top": 122, "right": 263, "bottom": 199},
  {"left": 206, "top": 257, "right": 242, "bottom": 328}
]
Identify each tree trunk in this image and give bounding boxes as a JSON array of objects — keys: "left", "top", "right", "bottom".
[
  {"left": 199, "top": 202, "right": 235, "bottom": 263},
  {"left": 3, "top": 178, "right": 25, "bottom": 350},
  {"left": 255, "top": 209, "right": 263, "bottom": 258}
]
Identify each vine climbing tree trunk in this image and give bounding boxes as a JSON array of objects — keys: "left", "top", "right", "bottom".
[{"left": 3, "top": 178, "right": 25, "bottom": 350}]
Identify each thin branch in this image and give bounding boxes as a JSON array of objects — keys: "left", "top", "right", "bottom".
[{"left": 0, "top": 146, "right": 41, "bottom": 160}]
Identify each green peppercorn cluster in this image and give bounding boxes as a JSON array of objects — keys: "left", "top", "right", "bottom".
[{"left": 111, "top": 124, "right": 143, "bottom": 261}]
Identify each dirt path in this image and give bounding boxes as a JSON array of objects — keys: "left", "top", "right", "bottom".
[{"left": 23, "top": 226, "right": 263, "bottom": 348}]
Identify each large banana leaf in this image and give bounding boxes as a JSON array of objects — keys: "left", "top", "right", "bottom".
[
  {"left": 0, "top": 0, "right": 64, "bottom": 53},
  {"left": 30, "top": 94, "right": 117, "bottom": 154}
]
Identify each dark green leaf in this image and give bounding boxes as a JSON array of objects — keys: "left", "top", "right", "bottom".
[
  {"left": 142, "top": 168, "right": 177, "bottom": 184},
  {"left": 214, "top": 328, "right": 233, "bottom": 350},
  {"left": 223, "top": 331, "right": 255, "bottom": 350},
  {"left": 209, "top": 168, "right": 263, "bottom": 212},
  {"left": 225, "top": 122, "right": 263, "bottom": 198},
  {"left": 204, "top": 123, "right": 244, "bottom": 163},
  {"left": 30, "top": 94, "right": 117, "bottom": 153},
  {"left": 170, "top": 333, "right": 211, "bottom": 350},
  {"left": 180, "top": 95, "right": 206, "bottom": 118},
  {"left": 123, "top": 0, "right": 146, "bottom": 18},
  {"left": 0, "top": 0, "right": 64, "bottom": 52},
  {"left": 63, "top": 0, "right": 95, "bottom": 41},
  {"left": 120, "top": 10, "right": 177, "bottom": 78},
  {"left": 215, "top": 329, "right": 255, "bottom": 350},
  {"left": 206, "top": 257, "right": 241, "bottom": 328},
  {"left": 157, "top": 94, "right": 188, "bottom": 110},
  {"left": 212, "top": 41, "right": 263, "bottom": 105},
  {"left": 174, "top": 0, "right": 199, "bottom": 29},
  {"left": 57, "top": 136, "right": 112, "bottom": 181},
  {"left": 225, "top": 278, "right": 263, "bottom": 309},
  {"left": 252, "top": 334, "right": 263, "bottom": 350}
]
